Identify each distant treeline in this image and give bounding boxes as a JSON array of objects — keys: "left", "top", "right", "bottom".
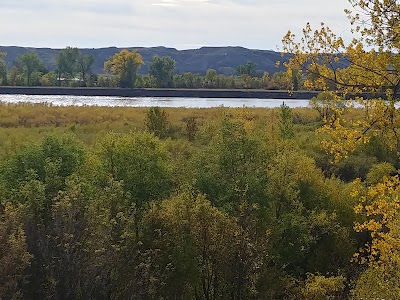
[{"left": 0, "top": 48, "right": 302, "bottom": 90}]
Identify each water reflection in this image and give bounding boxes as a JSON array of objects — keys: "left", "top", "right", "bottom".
[{"left": 0, "top": 95, "right": 311, "bottom": 108}]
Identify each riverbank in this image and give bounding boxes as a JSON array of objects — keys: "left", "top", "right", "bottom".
[{"left": 0, "top": 87, "right": 319, "bottom": 99}]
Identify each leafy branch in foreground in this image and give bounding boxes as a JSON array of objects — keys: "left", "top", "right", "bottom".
[{"left": 282, "top": 0, "right": 399, "bottom": 162}]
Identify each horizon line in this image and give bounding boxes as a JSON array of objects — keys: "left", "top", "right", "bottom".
[{"left": 0, "top": 44, "right": 280, "bottom": 52}]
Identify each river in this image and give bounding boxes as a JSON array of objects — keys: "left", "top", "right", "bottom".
[{"left": 0, "top": 95, "right": 311, "bottom": 108}]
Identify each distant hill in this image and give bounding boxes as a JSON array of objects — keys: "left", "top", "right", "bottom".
[{"left": 0, "top": 46, "right": 288, "bottom": 76}]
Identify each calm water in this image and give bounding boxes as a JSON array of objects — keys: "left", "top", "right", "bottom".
[{"left": 0, "top": 94, "right": 311, "bottom": 108}]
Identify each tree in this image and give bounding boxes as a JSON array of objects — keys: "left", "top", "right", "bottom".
[
  {"left": 236, "top": 61, "right": 257, "bottom": 77},
  {"left": 97, "top": 132, "right": 174, "bottom": 207},
  {"left": 144, "top": 191, "right": 238, "bottom": 299},
  {"left": 282, "top": 1, "right": 399, "bottom": 161},
  {"left": 43, "top": 175, "right": 94, "bottom": 299},
  {"left": 352, "top": 175, "right": 400, "bottom": 298},
  {"left": 145, "top": 106, "right": 170, "bottom": 139},
  {"left": 301, "top": 274, "right": 345, "bottom": 300},
  {"left": 0, "top": 134, "right": 87, "bottom": 299},
  {"left": 309, "top": 91, "right": 346, "bottom": 122},
  {"left": 104, "top": 49, "right": 144, "bottom": 88},
  {"left": 0, "top": 203, "right": 32, "bottom": 299},
  {"left": 76, "top": 54, "right": 94, "bottom": 86},
  {"left": 194, "top": 117, "right": 269, "bottom": 211},
  {"left": 268, "top": 71, "right": 292, "bottom": 90},
  {"left": 144, "top": 190, "right": 270, "bottom": 300},
  {"left": 149, "top": 56, "right": 176, "bottom": 88},
  {"left": 2, "top": 134, "right": 85, "bottom": 191},
  {"left": 40, "top": 72, "right": 58, "bottom": 87},
  {"left": 17, "top": 51, "right": 44, "bottom": 86},
  {"left": 174, "top": 72, "right": 202, "bottom": 88},
  {"left": 279, "top": 102, "right": 294, "bottom": 139},
  {"left": 56, "top": 47, "right": 80, "bottom": 85},
  {"left": 346, "top": 0, "right": 399, "bottom": 51},
  {"left": 204, "top": 69, "right": 218, "bottom": 88},
  {"left": 282, "top": 0, "right": 400, "bottom": 296},
  {"left": 0, "top": 52, "right": 7, "bottom": 85}
]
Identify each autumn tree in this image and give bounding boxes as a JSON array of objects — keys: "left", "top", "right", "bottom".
[
  {"left": 349, "top": 174, "right": 400, "bottom": 298},
  {"left": 104, "top": 49, "right": 144, "bottom": 88},
  {"left": 282, "top": 0, "right": 399, "bottom": 161},
  {"left": 0, "top": 135, "right": 86, "bottom": 299},
  {"left": 282, "top": 0, "right": 400, "bottom": 297},
  {"left": 144, "top": 190, "right": 270, "bottom": 299}
]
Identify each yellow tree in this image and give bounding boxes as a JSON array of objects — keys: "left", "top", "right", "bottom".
[
  {"left": 104, "top": 49, "right": 144, "bottom": 88},
  {"left": 282, "top": 0, "right": 400, "bottom": 297},
  {"left": 282, "top": 0, "right": 399, "bottom": 162},
  {"left": 351, "top": 174, "right": 400, "bottom": 298}
]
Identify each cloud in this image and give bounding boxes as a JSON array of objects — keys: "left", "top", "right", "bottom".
[
  {"left": 0, "top": 0, "right": 135, "bottom": 15},
  {"left": 152, "top": 0, "right": 210, "bottom": 7},
  {"left": 0, "top": 0, "right": 352, "bottom": 50},
  {"left": 152, "top": 0, "right": 179, "bottom": 7}
]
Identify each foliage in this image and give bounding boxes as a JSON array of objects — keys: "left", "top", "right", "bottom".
[
  {"left": 1, "top": 134, "right": 85, "bottom": 194},
  {"left": 144, "top": 191, "right": 238, "bottom": 298},
  {"left": 76, "top": 54, "right": 95, "bottom": 86},
  {"left": 145, "top": 106, "right": 170, "bottom": 139},
  {"left": 104, "top": 49, "right": 144, "bottom": 88},
  {"left": 309, "top": 91, "right": 347, "bottom": 122},
  {"left": 39, "top": 72, "right": 58, "bottom": 87},
  {"left": 0, "top": 203, "right": 32, "bottom": 300},
  {"left": 352, "top": 266, "right": 400, "bottom": 299},
  {"left": 282, "top": 4, "right": 399, "bottom": 162},
  {"left": 144, "top": 190, "right": 270, "bottom": 299},
  {"left": 279, "top": 102, "right": 294, "bottom": 139},
  {"left": 97, "top": 132, "right": 174, "bottom": 206},
  {"left": 353, "top": 175, "right": 400, "bottom": 272},
  {"left": 283, "top": 2, "right": 400, "bottom": 297},
  {"left": 182, "top": 116, "right": 198, "bottom": 141},
  {"left": 56, "top": 47, "right": 80, "bottom": 83},
  {"left": 149, "top": 56, "right": 176, "bottom": 88},
  {"left": 302, "top": 274, "right": 345, "bottom": 300},
  {"left": 236, "top": 61, "right": 257, "bottom": 77},
  {"left": 204, "top": 69, "right": 218, "bottom": 88},
  {"left": 55, "top": 47, "right": 95, "bottom": 87},
  {"left": 0, "top": 49, "right": 300, "bottom": 89},
  {"left": 16, "top": 51, "right": 45, "bottom": 86},
  {"left": 0, "top": 52, "right": 7, "bottom": 85},
  {"left": 194, "top": 117, "right": 269, "bottom": 212},
  {"left": 0, "top": 102, "right": 394, "bottom": 298}
]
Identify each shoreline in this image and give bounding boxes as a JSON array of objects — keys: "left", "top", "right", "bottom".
[{"left": 0, "top": 87, "right": 319, "bottom": 100}]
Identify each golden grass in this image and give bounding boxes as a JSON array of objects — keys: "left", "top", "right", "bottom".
[{"left": 0, "top": 102, "right": 326, "bottom": 160}]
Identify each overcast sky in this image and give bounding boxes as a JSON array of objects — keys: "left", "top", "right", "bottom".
[{"left": 0, "top": 0, "right": 353, "bottom": 50}]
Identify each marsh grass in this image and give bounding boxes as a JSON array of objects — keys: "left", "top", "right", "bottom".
[{"left": 0, "top": 102, "right": 350, "bottom": 162}]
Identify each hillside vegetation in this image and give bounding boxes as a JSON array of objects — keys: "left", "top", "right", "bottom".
[{"left": 0, "top": 46, "right": 287, "bottom": 75}]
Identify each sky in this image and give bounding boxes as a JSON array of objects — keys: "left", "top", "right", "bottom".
[{"left": 0, "top": 0, "right": 353, "bottom": 50}]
